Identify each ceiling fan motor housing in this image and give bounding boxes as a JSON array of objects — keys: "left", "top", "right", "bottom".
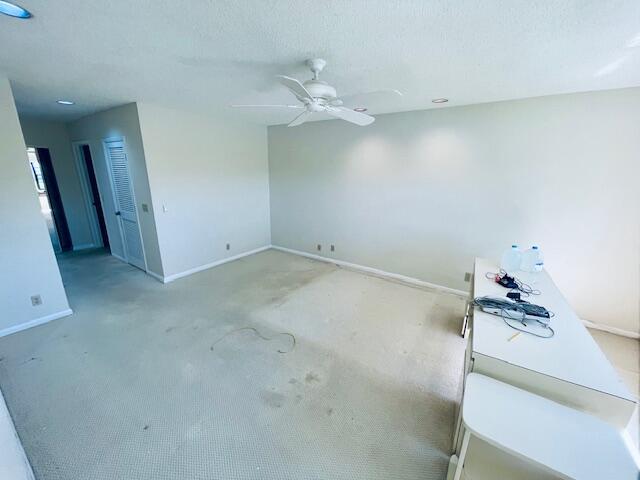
[
  {"left": 231, "top": 57, "right": 383, "bottom": 126},
  {"left": 302, "top": 80, "right": 337, "bottom": 100}
]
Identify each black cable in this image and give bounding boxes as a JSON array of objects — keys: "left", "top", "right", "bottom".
[
  {"left": 485, "top": 270, "right": 541, "bottom": 296},
  {"left": 210, "top": 327, "right": 296, "bottom": 353}
]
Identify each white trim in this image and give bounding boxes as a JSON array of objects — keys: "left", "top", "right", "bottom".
[
  {"left": 71, "top": 141, "right": 104, "bottom": 248},
  {"left": 583, "top": 319, "right": 640, "bottom": 340},
  {"left": 111, "top": 252, "right": 127, "bottom": 263},
  {"left": 271, "top": 245, "right": 470, "bottom": 297},
  {"left": 0, "top": 309, "right": 73, "bottom": 338},
  {"left": 72, "top": 243, "right": 96, "bottom": 251},
  {"left": 162, "top": 246, "right": 271, "bottom": 283},
  {"left": 146, "top": 270, "right": 164, "bottom": 283}
]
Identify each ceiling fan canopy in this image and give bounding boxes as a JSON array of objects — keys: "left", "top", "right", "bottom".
[{"left": 231, "top": 58, "right": 402, "bottom": 127}]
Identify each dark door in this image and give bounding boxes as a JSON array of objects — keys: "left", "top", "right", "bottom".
[
  {"left": 82, "top": 145, "right": 110, "bottom": 251},
  {"left": 36, "top": 148, "right": 73, "bottom": 252}
]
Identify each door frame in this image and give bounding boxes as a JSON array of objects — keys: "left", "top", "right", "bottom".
[
  {"left": 102, "top": 136, "right": 148, "bottom": 272},
  {"left": 72, "top": 141, "right": 103, "bottom": 248},
  {"left": 28, "top": 145, "right": 73, "bottom": 252}
]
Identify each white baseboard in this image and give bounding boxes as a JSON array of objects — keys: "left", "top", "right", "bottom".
[
  {"left": 146, "top": 270, "right": 164, "bottom": 283},
  {"left": 72, "top": 243, "right": 95, "bottom": 251},
  {"left": 0, "top": 309, "right": 73, "bottom": 338},
  {"left": 161, "top": 246, "right": 271, "bottom": 283},
  {"left": 583, "top": 319, "right": 640, "bottom": 340},
  {"left": 111, "top": 252, "right": 126, "bottom": 263},
  {"left": 271, "top": 245, "right": 469, "bottom": 297}
]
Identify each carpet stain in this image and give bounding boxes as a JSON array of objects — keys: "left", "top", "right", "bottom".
[
  {"left": 260, "top": 390, "right": 286, "bottom": 409},
  {"left": 305, "top": 372, "right": 320, "bottom": 383},
  {"left": 21, "top": 356, "right": 41, "bottom": 365}
]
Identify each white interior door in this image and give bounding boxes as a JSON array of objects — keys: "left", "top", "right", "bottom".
[{"left": 103, "top": 138, "right": 146, "bottom": 270}]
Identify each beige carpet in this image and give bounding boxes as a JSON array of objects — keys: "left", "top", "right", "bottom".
[{"left": 0, "top": 249, "right": 466, "bottom": 480}]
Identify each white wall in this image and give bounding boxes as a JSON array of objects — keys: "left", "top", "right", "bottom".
[
  {"left": 136, "top": 103, "right": 270, "bottom": 279},
  {"left": 67, "top": 104, "right": 163, "bottom": 276},
  {"left": 268, "top": 88, "right": 640, "bottom": 334},
  {"left": 19, "top": 117, "right": 95, "bottom": 249},
  {"left": 0, "top": 76, "right": 70, "bottom": 334}
]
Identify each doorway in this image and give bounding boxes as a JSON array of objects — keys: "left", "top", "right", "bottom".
[
  {"left": 76, "top": 144, "right": 110, "bottom": 252},
  {"left": 73, "top": 139, "right": 146, "bottom": 271},
  {"left": 27, "top": 147, "right": 72, "bottom": 252},
  {"left": 102, "top": 137, "right": 146, "bottom": 270}
]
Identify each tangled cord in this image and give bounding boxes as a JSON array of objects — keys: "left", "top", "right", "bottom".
[
  {"left": 485, "top": 270, "right": 541, "bottom": 297},
  {"left": 473, "top": 296, "right": 555, "bottom": 339},
  {"left": 210, "top": 327, "right": 296, "bottom": 354}
]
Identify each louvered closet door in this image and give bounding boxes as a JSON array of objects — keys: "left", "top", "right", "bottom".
[{"left": 104, "top": 139, "right": 146, "bottom": 270}]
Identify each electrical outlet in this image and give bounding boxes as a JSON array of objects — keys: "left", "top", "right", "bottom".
[
  {"left": 141, "top": 203, "right": 149, "bottom": 212},
  {"left": 226, "top": 243, "right": 230, "bottom": 250},
  {"left": 464, "top": 272, "right": 472, "bottom": 282},
  {"left": 317, "top": 244, "right": 322, "bottom": 251},
  {"left": 330, "top": 245, "right": 335, "bottom": 252},
  {"left": 31, "top": 295, "right": 42, "bottom": 306}
]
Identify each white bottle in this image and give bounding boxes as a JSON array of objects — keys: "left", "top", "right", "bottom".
[
  {"left": 521, "top": 246, "right": 543, "bottom": 272},
  {"left": 500, "top": 245, "right": 522, "bottom": 273}
]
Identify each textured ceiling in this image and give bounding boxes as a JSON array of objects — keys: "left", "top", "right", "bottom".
[{"left": 1, "top": 0, "right": 639, "bottom": 124}]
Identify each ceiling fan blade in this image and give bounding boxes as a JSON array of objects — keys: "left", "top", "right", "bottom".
[
  {"left": 331, "top": 89, "right": 403, "bottom": 107},
  {"left": 230, "top": 104, "right": 303, "bottom": 109},
  {"left": 276, "top": 75, "right": 314, "bottom": 102},
  {"left": 287, "top": 110, "right": 314, "bottom": 127},
  {"left": 325, "top": 106, "right": 375, "bottom": 126}
]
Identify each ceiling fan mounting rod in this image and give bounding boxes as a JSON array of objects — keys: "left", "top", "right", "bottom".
[{"left": 307, "top": 58, "right": 326, "bottom": 80}]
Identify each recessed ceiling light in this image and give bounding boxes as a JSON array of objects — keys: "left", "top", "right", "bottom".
[
  {"left": 0, "top": 1, "right": 31, "bottom": 18},
  {"left": 432, "top": 98, "right": 448, "bottom": 104},
  {"left": 56, "top": 100, "right": 75, "bottom": 105},
  {"left": 353, "top": 107, "right": 368, "bottom": 112}
]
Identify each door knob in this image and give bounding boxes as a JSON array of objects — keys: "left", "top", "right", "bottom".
[{"left": 115, "top": 211, "right": 121, "bottom": 216}]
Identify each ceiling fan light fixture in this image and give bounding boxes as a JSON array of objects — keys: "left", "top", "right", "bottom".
[
  {"left": 0, "top": 1, "right": 31, "bottom": 18},
  {"left": 432, "top": 98, "right": 449, "bottom": 104}
]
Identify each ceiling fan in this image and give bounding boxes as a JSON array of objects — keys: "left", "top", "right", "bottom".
[{"left": 231, "top": 58, "right": 402, "bottom": 127}]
